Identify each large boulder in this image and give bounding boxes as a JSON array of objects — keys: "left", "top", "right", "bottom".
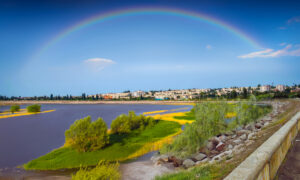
[
  {"left": 248, "top": 132, "right": 255, "bottom": 140},
  {"left": 168, "top": 156, "right": 183, "bottom": 167},
  {"left": 196, "top": 158, "right": 209, "bottom": 165},
  {"left": 193, "top": 153, "right": 207, "bottom": 161},
  {"left": 211, "top": 137, "right": 220, "bottom": 145},
  {"left": 237, "top": 129, "right": 251, "bottom": 136},
  {"left": 255, "top": 123, "right": 263, "bottom": 129},
  {"left": 183, "top": 159, "right": 195, "bottom": 168},
  {"left": 206, "top": 141, "right": 215, "bottom": 151},
  {"left": 264, "top": 122, "right": 270, "bottom": 127},
  {"left": 240, "top": 134, "right": 247, "bottom": 141},
  {"left": 218, "top": 135, "right": 227, "bottom": 142},
  {"left": 216, "top": 142, "right": 225, "bottom": 151},
  {"left": 233, "top": 139, "right": 242, "bottom": 145},
  {"left": 245, "top": 123, "right": 255, "bottom": 131}
]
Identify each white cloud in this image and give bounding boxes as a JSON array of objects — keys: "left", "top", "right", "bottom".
[
  {"left": 238, "top": 44, "right": 300, "bottom": 59},
  {"left": 238, "top": 49, "right": 273, "bottom": 59},
  {"left": 206, "top": 44, "right": 212, "bottom": 50},
  {"left": 83, "top": 58, "right": 116, "bottom": 71}
]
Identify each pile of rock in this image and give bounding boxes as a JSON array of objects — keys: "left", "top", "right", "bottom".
[{"left": 151, "top": 101, "right": 288, "bottom": 169}]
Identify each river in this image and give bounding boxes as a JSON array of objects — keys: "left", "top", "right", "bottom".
[{"left": 0, "top": 104, "right": 191, "bottom": 179}]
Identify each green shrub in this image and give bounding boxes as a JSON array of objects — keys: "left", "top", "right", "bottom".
[
  {"left": 72, "top": 161, "right": 120, "bottom": 180},
  {"left": 111, "top": 111, "right": 156, "bottom": 134},
  {"left": 161, "top": 101, "right": 271, "bottom": 157},
  {"left": 27, "top": 104, "right": 41, "bottom": 113},
  {"left": 111, "top": 114, "right": 131, "bottom": 134},
  {"left": 65, "top": 116, "right": 109, "bottom": 152},
  {"left": 10, "top": 105, "right": 20, "bottom": 113}
]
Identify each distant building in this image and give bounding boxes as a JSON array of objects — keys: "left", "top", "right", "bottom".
[
  {"left": 291, "top": 88, "right": 300, "bottom": 93},
  {"left": 276, "top": 85, "right": 286, "bottom": 92},
  {"left": 131, "top": 91, "right": 145, "bottom": 98},
  {"left": 261, "top": 85, "right": 271, "bottom": 92}
]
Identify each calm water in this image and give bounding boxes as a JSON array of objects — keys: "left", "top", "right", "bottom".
[{"left": 0, "top": 104, "right": 191, "bottom": 168}]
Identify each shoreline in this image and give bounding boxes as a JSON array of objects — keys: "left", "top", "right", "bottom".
[{"left": 0, "top": 100, "right": 195, "bottom": 106}]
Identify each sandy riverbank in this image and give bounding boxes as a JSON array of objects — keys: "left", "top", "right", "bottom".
[{"left": 0, "top": 100, "right": 195, "bottom": 106}]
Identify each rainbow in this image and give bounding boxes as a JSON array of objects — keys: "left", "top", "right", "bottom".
[{"left": 34, "top": 7, "right": 262, "bottom": 58}]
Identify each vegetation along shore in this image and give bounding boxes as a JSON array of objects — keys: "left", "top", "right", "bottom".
[
  {"left": 21, "top": 99, "right": 292, "bottom": 180},
  {"left": 24, "top": 111, "right": 182, "bottom": 170}
]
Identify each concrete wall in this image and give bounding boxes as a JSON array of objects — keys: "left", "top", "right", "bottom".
[{"left": 224, "top": 112, "right": 300, "bottom": 180}]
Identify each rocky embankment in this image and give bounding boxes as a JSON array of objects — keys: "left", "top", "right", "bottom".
[{"left": 151, "top": 101, "right": 288, "bottom": 169}]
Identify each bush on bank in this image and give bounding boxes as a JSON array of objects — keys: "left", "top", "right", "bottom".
[
  {"left": 111, "top": 111, "right": 156, "bottom": 134},
  {"left": 27, "top": 104, "right": 41, "bottom": 113},
  {"left": 72, "top": 161, "right": 120, "bottom": 180},
  {"left": 65, "top": 116, "right": 109, "bottom": 152},
  {"left": 10, "top": 105, "right": 20, "bottom": 113},
  {"left": 24, "top": 120, "right": 181, "bottom": 170}
]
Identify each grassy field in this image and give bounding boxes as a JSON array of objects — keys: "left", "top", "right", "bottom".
[{"left": 24, "top": 120, "right": 181, "bottom": 170}]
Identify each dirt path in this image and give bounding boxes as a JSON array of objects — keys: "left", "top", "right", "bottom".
[
  {"left": 120, "top": 160, "right": 174, "bottom": 180},
  {"left": 277, "top": 133, "right": 300, "bottom": 180}
]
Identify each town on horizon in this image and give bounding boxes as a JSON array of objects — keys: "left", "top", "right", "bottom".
[{"left": 1, "top": 83, "right": 300, "bottom": 101}]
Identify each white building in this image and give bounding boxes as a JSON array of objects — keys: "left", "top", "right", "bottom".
[
  {"left": 276, "top": 85, "right": 286, "bottom": 92},
  {"left": 261, "top": 85, "right": 271, "bottom": 92},
  {"left": 131, "top": 91, "right": 145, "bottom": 98}
]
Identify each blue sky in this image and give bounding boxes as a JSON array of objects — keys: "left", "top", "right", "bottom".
[{"left": 0, "top": 0, "right": 300, "bottom": 96}]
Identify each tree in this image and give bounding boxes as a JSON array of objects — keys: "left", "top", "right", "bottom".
[
  {"left": 65, "top": 116, "right": 109, "bottom": 152},
  {"left": 257, "top": 84, "right": 261, "bottom": 91},
  {"left": 27, "top": 104, "right": 41, "bottom": 112},
  {"left": 242, "top": 88, "right": 248, "bottom": 99},
  {"left": 230, "top": 90, "right": 237, "bottom": 99},
  {"left": 82, "top": 93, "right": 86, "bottom": 100},
  {"left": 10, "top": 105, "right": 20, "bottom": 114},
  {"left": 111, "top": 114, "right": 131, "bottom": 134},
  {"left": 111, "top": 111, "right": 155, "bottom": 134},
  {"left": 50, "top": 94, "right": 53, "bottom": 100}
]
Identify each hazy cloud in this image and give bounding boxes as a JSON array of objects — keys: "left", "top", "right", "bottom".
[
  {"left": 279, "top": 16, "right": 300, "bottom": 30},
  {"left": 279, "top": 42, "right": 286, "bottom": 46},
  {"left": 287, "top": 16, "right": 300, "bottom": 24},
  {"left": 238, "top": 44, "right": 300, "bottom": 58},
  {"left": 83, "top": 58, "right": 116, "bottom": 71},
  {"left": 278, "top": 26, "right": 287, "bottom": 30}
]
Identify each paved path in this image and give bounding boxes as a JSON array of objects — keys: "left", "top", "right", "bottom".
[{"left": 277, "top": 133, "right": 300, "bottom": 180}]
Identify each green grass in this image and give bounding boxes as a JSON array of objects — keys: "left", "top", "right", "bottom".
[
  {"left": 155, "top": 162, "right": 234, "bottom": 180},
  {"left": 173, "top": 112, "right": 195, "bottom": 121},
  {"left": 24, "top": 120, "right": 181, "bottom": 170}
]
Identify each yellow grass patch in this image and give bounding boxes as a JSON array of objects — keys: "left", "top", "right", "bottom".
[
  {"left": 0, "top": 109, "right": 55, "bottom": 119},
  {"left": 225, "top": 112, "right": 237, "bottom": 118},
  {"left": 143, "top": 107, "right": 190, "bottom": 115},
  {"left": 143, "top": 110, "right": 168, "bottom": 115},
  {"left": 121, "top": 129, "right": 182, "bottom": 161},
  {"left": 151, "top": 112, "right": 194, "bottom": 125}
]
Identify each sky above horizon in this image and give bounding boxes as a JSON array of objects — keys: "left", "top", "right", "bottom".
[{"left": 0, "top": 0, "right": 300, "bottom": 97}]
